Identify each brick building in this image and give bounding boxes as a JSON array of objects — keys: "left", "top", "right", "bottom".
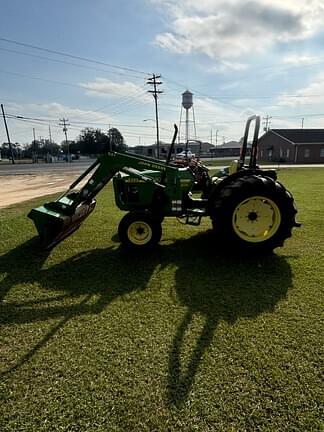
[{"left": 258, "top": 129, "right": 324, "bottom": 163}]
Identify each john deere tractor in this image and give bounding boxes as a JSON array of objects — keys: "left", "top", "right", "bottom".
[{"left": 28, "top": 115, "right": 299, "bottom": 251}]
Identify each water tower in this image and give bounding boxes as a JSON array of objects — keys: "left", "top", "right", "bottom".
[{"left": 180, "top": 90, "right": 196, "bottom": 149}]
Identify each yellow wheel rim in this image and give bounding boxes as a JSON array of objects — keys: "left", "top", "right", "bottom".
[
  {"left": 127, "top": 221, "right": 152, "bottom": 245},
  {"left": 232, "top": 196, "right": 281, "bottom": 243}
]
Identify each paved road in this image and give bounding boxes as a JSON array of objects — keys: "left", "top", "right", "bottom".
[
  {"left": 0, "top": 160, "right": 93, "bottom": 176},
  {"left": 1, "top": 160, "right": 324, "bottom": 176}
]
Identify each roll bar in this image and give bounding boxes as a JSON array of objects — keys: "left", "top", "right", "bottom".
[{"left": 239, "top": 115, "right": 261, "bottom": 169}]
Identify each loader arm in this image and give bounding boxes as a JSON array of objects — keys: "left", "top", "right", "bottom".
[
  {"left": 28, "top": 151, "right": 179, "bottom": 249},
  {"left": 72, "top": 150, "right": 175, "bottom": 207}
]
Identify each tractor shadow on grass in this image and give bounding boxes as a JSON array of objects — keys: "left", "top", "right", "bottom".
[
  {"left": 157, "top": 232, "right": 293, "bottom": 407},
  {"left": 0, "top": 233, "right": 292, "bottom": 407},
  {"left": 0, "top": 237, "right": 162, "bottom": 375}
]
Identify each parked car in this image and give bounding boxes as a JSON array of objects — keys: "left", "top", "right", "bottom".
[{"left": 175, "top": 150, "right": 195, "bottom": 159}]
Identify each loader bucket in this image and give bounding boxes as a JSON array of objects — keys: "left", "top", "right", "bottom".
[{"left": 28, "top": 198, "right": 96, "bottom": 250}]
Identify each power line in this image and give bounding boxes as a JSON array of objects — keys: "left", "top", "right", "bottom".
[
  {"left": 6, "top": 103, "right": 324, "bottom": 145},
  {"left": 0, "top": 70, "right": 151, "bottom": 119},
  {"left": 164, "top": 57, "right": 324, "bottom": 92},
  {"left": 2, "top": 65, "right": 321, "bottom": 115},
  {"left": 106, "top": 89, "right": 149, "bottom": 115},
  {"left": 5, "top": 109, "right": 170, "bottom": 128},
  {"left": 75, "top": 86, "right": 149, "bottom": 121},
  {"left": 0, "top": 36, "right": 150, "bottom": 77},
  {"left": 6, "top": 113, "right": 173, "bottom": 132},
  {"left": 6, "top": 113, "right": 58, "bottom": 123},
  {"left": 0, "top": 68, "right": 81, "bottom": 89},
  {"left": 0, "top": 46, "right": 147, "bottom": 80},
  {"left": 111, "top": 99, "right": 151, "bottom": 116},
  {"left": 4, "top": 37, "right": 323, "bottom": 93},
  {"left": 6, "top": 117, "right": 60, "bottom": 129},
  {"left": 162, "top": 75, "right": 324, "bottom": 107},
  {"left": 8, "top": 110, "right": 324, "bottom": 130}
]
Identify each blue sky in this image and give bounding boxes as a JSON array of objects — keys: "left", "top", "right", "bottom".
[{"left": 1, "top": 0, "right": 324, "bottom": 146}]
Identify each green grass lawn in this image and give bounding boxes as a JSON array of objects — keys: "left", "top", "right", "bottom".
[
  {"left": 201, "top": 158, "right": 233, "bottom": 167},
  {"left": 0, "top": 169, "right": 323, "bottom": 431}
]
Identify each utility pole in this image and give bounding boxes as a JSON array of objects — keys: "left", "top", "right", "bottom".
[
  {"left": 301, "top": 117, "right": 304, "bottom": 129},
  {"left": 49, "top": 124, "right": 52, "bottom": 143},
  {"left": 108, "top": 128, "right": 112, "bottom": 151},
  {"left": 48, "top": 124, "right": 53, "bottom": 161},
  {"left": 263, "top": 115, "right": 272, "bottom": 132},
  {"left": 59, "top": 118, "right": 70, "bottom": 161},
  {"left": 32, "top": 127, "right": 37, "bottom": 163},
  {"left": 146, "top": 74, "right": 163, "bottom": 158},
  {"left": 1, "top": 103, "right": 15, "bottom": 164}
]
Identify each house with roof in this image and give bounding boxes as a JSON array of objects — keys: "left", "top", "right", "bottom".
[
  {"left": 258, "top": 129, "right": 324, "bottom": 164},
  {"left": 209, "top": 140, "right": 243, "bottom": 158},
  {"left": 129, "top": 140, "right": 214, "bottom": 158}
]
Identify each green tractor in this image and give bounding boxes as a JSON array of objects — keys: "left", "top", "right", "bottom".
[{"left": 28, "top": 115, "right": 299, "bottom": 251}]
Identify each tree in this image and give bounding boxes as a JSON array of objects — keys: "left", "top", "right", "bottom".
[
  {"left": 1, "top": 142, "right": 22, "bottom": 159},
  {"left": 74, "top": 128, "right": 109, "bottom": 154},
  {"left": 24, "top": 139, "right": 60, "bottom": 159},
  {"left": 108, "top": 128, "right": 126, "bottom": 152},
  {"left": 60, "top": 140, "right": 75, "bottom": 155},
  {"left": 74, "top": 127, "right": 126, "bottom": 154},
  {"left": 42, "top": 139, "right": 60, "bottom": 156}
]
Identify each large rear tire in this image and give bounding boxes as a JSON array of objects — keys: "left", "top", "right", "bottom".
[
  {"left": 118, "top": 212, "right": 162, "bottom": 249},
  {"left": 211, "top": 175, "right": 297, "bottom": 251}
]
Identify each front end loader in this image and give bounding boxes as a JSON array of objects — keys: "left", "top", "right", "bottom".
[{"left": 28, "top": 116, "right": 299, "bottom": 251}]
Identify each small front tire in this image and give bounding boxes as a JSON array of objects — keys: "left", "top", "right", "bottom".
[{"left": 118, "top": 212, "right": 162, "bottom": 249}]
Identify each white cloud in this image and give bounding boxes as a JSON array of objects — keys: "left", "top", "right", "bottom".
[
  {"left": 207, "top": 61, "right": 248, "bottom": 74},
  {"left": 43, "top": 102, "right": 112, "bottom": 121},
  {"left": 276, "top": 72, "right": 324, "bottom": 107},
  {"left": 79, "top": 78, "right": 149, "bottom": 102},
  {"left": 218, "top": 81, "right": 241, "bottom": 91},
  {"left": 3, "top": 102, "right": 115, "bottom": 144},
  {"left": 283, "top": 54, "right": 322, "bottom": 66},
  {"left": 155, "top": 33, "right": 191, "bottom": 54},
  {"left": 190, "top": 97, "right": 258, "bottom": 141},
  {"left": 151, "top": 0, "right": 324, "bottom": 60}
]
